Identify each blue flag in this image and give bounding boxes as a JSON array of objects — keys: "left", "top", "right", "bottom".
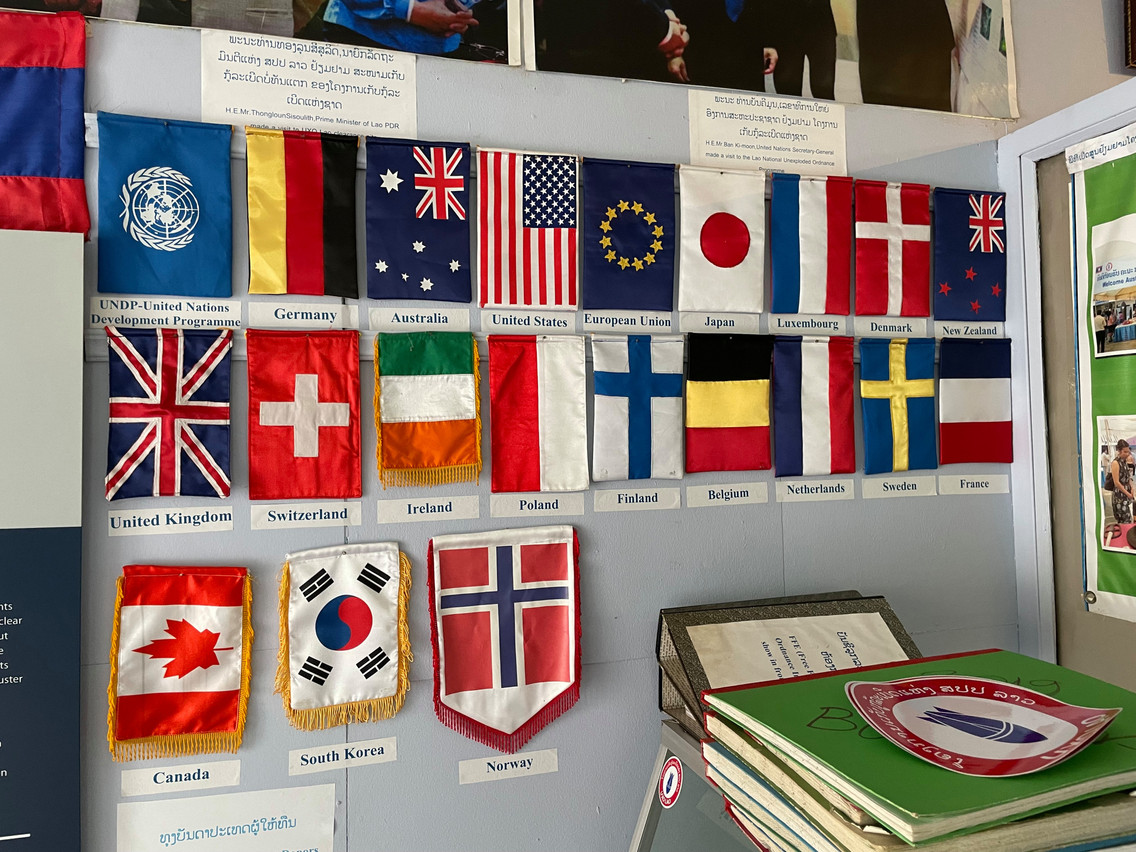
[
  {"left": 859, "top": 337, "right": 937, "bottom": 475},
  {"left": 581, "top": 158, "right": 675, "bottom": 311},
  {"left": 366, "top": 138, "right": 471, "bottom": 302},
  {"left": 933, "top": 187, "right": 1006, "bottom": 321},
  {"left": 97, "top": 113, "right": 232, "bottom": 297}
]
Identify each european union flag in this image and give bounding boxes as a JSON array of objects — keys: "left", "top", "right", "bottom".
[
  {"left": 365, "top": 138, "right": 471, "bottom": 302},
  {"left": 581, "top": 159, "right": 675, "bottom": 311},
  {"left": 933, "top": 187, "right": 1007, "bottom": 321}
]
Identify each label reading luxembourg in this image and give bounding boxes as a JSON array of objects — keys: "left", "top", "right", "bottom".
[
  {"left": 289, "top": 737, "right": 396, "bottom": 776},
  {"left": 679, "top": 312, "right": 762, "bottom": 334},
  {"left": 862, "top": 475, "right": 938, "bottom": 500},
  {"left": 90, "top": 296, "right": 241, "bottom": 330},
  {"left": 370, "top": 307, "right": 471, "bottom": 333},
  {"left": 248, "top": 301, "right": 359, "bottom": 329},
  {"left": 108, "top": 506, "right": 234, "bottom": 537},
  {"left": 489, "top": 492, "right": 586, "bottom": 518},
  {"left": 481, "top": 310, "right": 576, "bottom": 334},
  {"left": 250, "top": 501, "right": 361, "bottom": 530},
  {"left": 594, "top": 486, "right": 681, "bottom": 512},
  {"left": 687, "top": 481, "right": 769, "bottom": 508},
  {"left": 121, "top": 760, "right": 241, "bottom": 798},
  {"left": 935, "top": 321, "right": 1005, "bottom": 339},
  {"left": 939, "top": 474, "right": 1010, "bottom": 495},
  {"left": 377, "top": 495, "right": 480, "bottom": 524},
  {"left": 458, "top": 748, "right": 558, "bottom": 785},
  {"left": 770, "top": 314, "right": 847, "bottom": 336},
  {"left": 852, "top": 316, "right": 932, "bottom": 339},
  {"left": 775, "top": 479, "right": 854, "bottom": 502},
  {"left": 581, "top": 311, "right": 674, "bottom": 334}
]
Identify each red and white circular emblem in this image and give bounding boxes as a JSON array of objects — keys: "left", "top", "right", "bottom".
[{"left": 658, "top": 756, "right": 683, "bottom": 808}]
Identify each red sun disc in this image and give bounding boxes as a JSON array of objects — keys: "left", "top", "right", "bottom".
[{"left": 699, "top": 212, "right": 750, "bottom": 268}]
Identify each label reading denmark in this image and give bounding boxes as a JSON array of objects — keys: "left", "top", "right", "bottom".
[
  {"left": 678, "top": 312, "right": 761, "bottom": 334},
  {"left": 250, "top": 501, "right": 361, "bottom": 530},
  {"left": 458, "top": 749, "right": 558, "bottom": 785},
  {"left": 581, "top": 311, "right": 673, "bottom": 334},
  {"left": 370, "top": 307, "right": 471, "bottom": 333},
  {"left": 686, "top": 482, "right": 769, "bottom": 508},
  {"left": 108, "top": 506, "right": 234, "bottom": 536},
  {"left": 481, "top": 310, "right": 575, "bottom": 334},
  {"left": 593, "top": 487, "right": 680, "bottom": 512},
  {"left": 489, "top": 493, "right": 586, "bottom": 518},
  {"left": 121, "top": 760, "right": 241, "bottom": 798},
  {"left": 862, "top": 475, "right": 938, "bottom": 499},
  {"left": 852, "top": 316, "right": 932, "bottom": 339},
  {"left": 775, "top": 479, "right": 854, "bottom": 502},
  {"left": 938, "top": 474, "right": 1010, "bottom": 495},
  {"left": 288, "top": 737, "right": 396, "bottom": 776},
  {"left": 377, "top": 495, "right": 480, "bottom": 524},
  {"left": 248, "top": 301, "right": 359, "bottom": 329},
  {"left": 90, "top": 296, "right": 241, "bottom": 330}
]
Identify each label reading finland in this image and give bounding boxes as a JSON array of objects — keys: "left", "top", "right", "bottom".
[
  {"left": 458, "top": 748, "right": 558, "bottom": 785},
  {"left": 481, "top": 310, "right": 576, "bottom": 334},
  {"left": 289, "top": 737, "right": 396, "bottom": 776},
  {"left": 90, "top": 296, "right": 241, "bottom": 330},
  {"left": 489, "top": 493, "right": 586, "bottom": 518},
  {"left": 775, "top": 479, "right": 854, "bottom": 502},
  {"left": 250, "top": 501, "right": 361, "bottom": 530},
  {"left": 939, "top": 474, "right": 1010, "bottom": 495},
  {"left": 121, "top": 760, "right": 240, "bottom": 797},
  {"left": 679, "top": 312, "right": 761, "bottom": 334},
  {"left": 248, "top": 301, "right": 359, "bottom": 329},
  {"left": 862, "top": 475, "right": 938, "bottom": 499},
  {"left": 370, "top": 307, "right": 471, "bottom": 333},
  {"left": 377, "top": 495, "right": 479, "bottom": 524},
  {"left": 593, "top": 487, "right": 680, "bottom": 512},
  {"left": 109, "top": 506, "right": 233, "bottom": 536},
  {"left": 687, "top": 482, "right": 769, "bottom": 508}
]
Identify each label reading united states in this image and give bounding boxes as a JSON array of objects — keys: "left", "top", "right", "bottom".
[
  {"left": 678, "top": 312, "right": 762, "bottom": 334},
  {"left": 248, "top": 301, "right": 359, "bottom": 329},
  {"left": 593, "top": 487, "right": 681, "bottom": 512},
  {"left": 481, "top": 310, "right": 576, "bottom": 334},
  {"left": 582, "top": 310, "right": 673, "bottom": 334},
  {"left": 121, "top": 760, "right": 241, "bottom": 797},
  {"left": 250, "top": 501, "right": 362, "bottom": 530},
  {"left": 289, "top": 737, "right": 396, "bottom": 776},
  {"left": 90, "top": 296, "right": 241, "bottom": 330},
  {"left": 489, "top": 493, "right": 586, "bottom": 518},
  {"left": 108, "top": 506, "right": 233, "bottom": 536},
  {"left": 862, "top": 474, "right": 938, "bottom": 499},
  {"left": 377, "top": 495, "right": 480, "bottom": 524},
  {"left": 457, "top": 748, "right": 558, "bottom": 785},
  {"left": 775, "top": 479, "right": 854, "bottom": 503},
  {"left": 687, "top": 481, "right": 769, "bottom": 508},
  {"left": 939, "top": 474, "right": 1010, "bottom": 495},
  {"left": 370, "top": 307, "right": 471, "bottom": 333}
]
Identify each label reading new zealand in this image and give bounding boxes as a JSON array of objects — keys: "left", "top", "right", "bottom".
[
  {"left": 862, "top": 475, "right": 938, "bottom": 499},
  {"left": 250, "top": 501, "right": 362, "bottom": 530},
  {"left": 289, "top": 737, "right": 396, "bottom": 776},
  {"left": 935, "top": 321, "right": 1005, "bottom": 339},
  {"left": 370, "top": 307, "right": 471, "bottom": 332},
  {"left": 582, "top": 311, "right": 673, "bottom": 333},
  {"left": 377, "top": 495, "right": 480, "bottom": 524},
  {"left": 687, "top": 482, "right": 769, "bottom": 507},
  {"left": 770, "top": 314, "right": 847, "bottom": 336},
  {"left": 481, "top": 311, "right": 575, "bottom": 334},
  {"left": 489, "top": 493, "right": 586, "bottom": 518},
  {"left": 90, "top": 296, "right": 241, "bottom": 330},
  {"left": 593, "top": 487, "right": 680, "bottom": 512},
  {"left": 248, "top": 301, "right": 359, "bottom": 329},
  {"left": 679, "top": 312, "right": 761, "bottom": 334},
  {"left": 108, "top": 506, "right": 234, "bottom": 536},
  {"left": 775, "top": 479, "right": 854, "bottom": 502}
]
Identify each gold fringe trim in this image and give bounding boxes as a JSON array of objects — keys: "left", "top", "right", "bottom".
[
  {"left": 374, "top": 334, "right": 384, "bottom": 488},
  {"left": 276, "top": 553, "right": 413, "bottom": 730}
]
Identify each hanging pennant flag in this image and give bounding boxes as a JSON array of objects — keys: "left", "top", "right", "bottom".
[
  {"left": 939, "top": 338, "right": 1013, "bottom": 463},
  {"left": 428, "top": 525, "right": 580, "bottom": 753},
  {"left": 854, "top": 180, "right": 931, "bottom": 317},
  {"left": 479, "top": 149, "right": 578, "bottom": 310},
  {"left": 677, "top": 166, "right": 765, "bottom": 315},
  {"left": 772, "top": 335, "right": 855, "bottom": 477},
  {"left": 933, "top": 188, "right": 1007, "bottom": 322},
  {"left": 685, "top": 333, "right": 773, "bottom": 472},
  {"left": 770, "top": 173, "right": 853, "bottom": 315},
  {"left": 108, "top": 564, "right": 252, "bottom": 761},
  {"left": 246, "top": 127, "right": 358, "bottom": 298},
  {"left": 0, "top": 11, "right": 89, "bottom": 234},
  {"left": 860, "top": 337, "right": 937, "bottom": 474},
  {"left": 105, "top": 327, "right": 233, "bottom": 501},
  {"left": 246, "top": 329, "right": 361, "bottom": 500},
  {"left": 98, "top": 113, "right": 233, "bottom": 297},
  {"left": 375, "top": 331, "right": 481, "bottom": 487},
  {"left": 581, "top": 159, "right": 676, "bottom": 312},
  {"left": 488, "top": 335, "right": 588, "bottom": 492},
  {"left": 277, "top": 542, "right": 410, "bottom": 730},
  {"left": 365, "top": 138, "right": 471, "bottom": 302}
]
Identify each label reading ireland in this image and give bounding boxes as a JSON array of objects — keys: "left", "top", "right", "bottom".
[{"left": 377, "top": 495, "right": 480, "bottom": 524}]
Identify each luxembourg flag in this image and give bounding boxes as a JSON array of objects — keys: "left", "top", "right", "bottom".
[
  {"left": 938, "top": 338, "right": 1013, "bottom": 464},
  {"left": 770, "top": 174, "right": 853, "bottom": 315},
  {"left": 488, "top": 335, "right": 589, "bottom": 492},
  {"left": 772, "top": 336, "right": 855, "bottom": 476}
]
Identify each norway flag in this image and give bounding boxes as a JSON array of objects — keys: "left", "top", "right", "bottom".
[{"left": 429, "top": 526, "right": 580, "bottom": 753}]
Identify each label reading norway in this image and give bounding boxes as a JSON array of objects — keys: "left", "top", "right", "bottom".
[{"left": 108, "top": 506, "right": 233, "bottom": 536}]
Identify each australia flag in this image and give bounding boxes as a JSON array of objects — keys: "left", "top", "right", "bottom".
[
  {"left": 933, "top": 187, "right": 1007, "bottom": 321},
  {"left": 581, "top": 158, "right": 676, "bottom": 311},
  {"left": 365, "top": 138, "right": 471, "bottom": 302}
]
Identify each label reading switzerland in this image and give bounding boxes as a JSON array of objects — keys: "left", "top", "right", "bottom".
[
  {"left": 370, "top": 307, "right": 471, "bottom": 333},
  {"left": 776, "top": 479, "right": 854, "bottom": 502},
  {"left": 121, "top": 760, "right": 241, "bottom": 797},
  {"left": 593, "top": 487, "right": 680, "bottom": 512},
  {"left": 458, "top": 749, "right": 558, "bottom": 785},
  {"left": 481, "top": 310, "right": 575, "bottom": 334},
  {"left": 377, "top": 495, "right": 480, "bottom": 524},
  {"left": 108, "top": 506, "right": 233, "bottom": 536},
  {"left": 250, "top": 501, "right": 361, "bottom": 530},
  {"left": 90, "top": 296, "right": 241, "bottom": 330},
  {"left": 489, "top": 493, "right": 586, "bottom": 518},
  {"left": 862, "top": 475, "right": 938, "bottom": 499},
  {"left": 687, "top": 482, "right": 769, "bottom": 508},
  {"left": 289, "top": 737, "right": 396, "bottom": 776}
]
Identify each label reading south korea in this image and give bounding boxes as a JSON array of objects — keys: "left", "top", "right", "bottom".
[
  {"left": 458, "top": 749, "right": 558, "bottom": 785},
  {"left": 250, "top": 501, "right": 361, "bottom": 530},
  {"left": 370, "top": 307, "right": 471, "bottom": 332},
  {"left": 377, "top": 495, "right": 480, "bottom": 524},
  {"left": 489, "top": 493, "right": 585, "bottom": 518},
  {"left": 593, "top": 487, "right": 680, "bottom": 512},
  {"left": 248, "top": 301, "right": 359, "bottom": 329},
  {"left": 687, "top": 482, "right": 769, "bottom": 508},
  {"left": 289, "top": 737, "right": 396, "bottom": 776},
  {"left": 108, "top": 506, "right": 233, "bottom": 536},
  {"left": 90, "top": 296, "right": 241, "bottom": 330},
  {"left": 481, "top": 310, "right": 576, "bottom": 334}
]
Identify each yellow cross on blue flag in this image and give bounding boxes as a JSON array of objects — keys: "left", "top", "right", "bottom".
[{"left": 859, "top": 338, "right": 937, "bottom": 474}]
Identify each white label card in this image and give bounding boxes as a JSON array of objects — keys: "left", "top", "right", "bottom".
[
  {"left": 250, "top": 501, "right": 361, "bottom": 530},
  {"left": 289, "top": 737, "right": 396, "bottom": 775},
  {"left": 108, "top": 506, "right": 233, "bottom": 536},
  {"left": 377, "top": 495, "right": 480, "bottom": 524},
  {"left": 481, "top": 310, "right": 576, "bottom": 334},
  {"left": 935, "top": 321, "right": 1005, "bottom": 339},
  {"left": 769, "top": 315, "right": 848, "bottom": 336},
  {"left": 489, "top": 493, "right": 586, "bottom": 518},
  {"left": 775, "top": 479, "right": 854, "bottom": 502},
  {"left": 248, "top": 301, "right": 359, "bottom": 329},
  {"left": 370, "top": 307, "right": 471, "bottom": 332},
  {"left": 121, "top": 760, "right": 241, "bottom": 798},
  {"left": 593, "top": 487, "right": 681, "bottom": 512},
  {"left": 581, "top": 311, "right": 674, "bottom": 334},
  {"left": 938, "top": 474, "right": 1010, "bottom": 495},
  {"left": 862, "top": 475, "right": 938, "bottom": 499},
  {"left": 458, "top": 749, "right": 558, "bottom": 785},
  {"left": 852, "top": 317, "right": 931, "bottom": 339},
  {"left": 679, "top": 312, "right": 761, "bottom": 334},
  {"left": 687, "top": 482, "right": 769, "bottom": 508},
  {"left": 90, "top": 296, "right": 241, "bottom": 330}
]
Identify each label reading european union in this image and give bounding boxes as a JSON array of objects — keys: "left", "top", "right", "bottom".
[{"left": 581, "top": 311, "right": 673, "bottom": 334}]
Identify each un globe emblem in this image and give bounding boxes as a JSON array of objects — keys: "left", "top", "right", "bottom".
[{"left": 119, "top": 167, "right": 199, "bottom": 252}]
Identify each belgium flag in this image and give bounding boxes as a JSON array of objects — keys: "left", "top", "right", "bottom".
[{"left": 246, "top": 127, "right": 358, "bottom": 298}]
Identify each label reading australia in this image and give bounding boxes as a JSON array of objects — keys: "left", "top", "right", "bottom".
[
  {"left": 108, "top": 506, "right": 233, "bottom": 536},
  {"left": 481, "top": 310, "right": 575, "bottom": 334},
  {"left": 687, "top": 482, "right": 769, "bottom": 508},
  {"left": 776, "top": 479, "right": 854, "bottom": 502},
  {"left": 939, "top": 474, "right": 1010, "bottom": 495},
  {"left": 377, "top": 495, "right": 480, "bottom": 524},
  {"left": 250, "top": 501, "right": 361, "bottom": 530},
  {"left": 679, "top": 312, "right": 761, "bottom": 334},
  {"left": 370, "top": 307, "right": 471, "bottom": 333},
  {"left": 248, "top": 301, "right": 359, "bottom": 329},
  {"left": 862, "top": 475, "right": 938, "bottom": 499},
  {"left": 121, "top": 760, "right": 241, "bottom": 797},
  {"left": 90, "top": 296, "right": 241, "bottom": 330},
  {"left": 289, "top": 737, "right": 396, "bottom": 776},
  {"left": 458, "top": 748, "right": 558, "bottom": 785},
  {"left": 581, "top": 311, "right": 673, "bottom": 334},
  {"left": 489, "top": 493, "right": 586, "bottom": 518},
  {"left": 594, "top": 487, "right": 680, "bottom": 512},
  {"left": 852, "top": 316, "right": 931, "bottom": 339}
]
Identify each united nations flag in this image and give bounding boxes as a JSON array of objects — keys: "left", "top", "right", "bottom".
[{"left": 97, "top": 113, "right": 232, "bottom": 297}]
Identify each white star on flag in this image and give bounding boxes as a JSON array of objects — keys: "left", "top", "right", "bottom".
[
  {"left": 413, "top": 241, "right": 425, "bottom": 253},
  {"left": 380, "top": 170, "right": 403, "bottom": 193},
  {"left": 420, "top": 278, "right": 434, "bottom": 291},
  {"left": 375, "top": 260, "right": 388, "bottom": 273},
  {"left": 401, "top": 273, "right": 409, "bottom": 281},
  {"left": 450, "top": 260, "right": 461, "bottom": 272}
]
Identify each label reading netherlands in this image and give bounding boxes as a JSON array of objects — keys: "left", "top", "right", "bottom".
[
  {"left": 593, "top": 487, "right": 680, "bottom": 512},
  {"left": 935, "top": 321, "right": 1005, "bottom": 339},
  {"left": 489, "top": 493, "right": 586, "bottom": 518},
  {"left": 90, "top": 296, "right": 241, "bottom": 330},
  {"left": 377, "top": 495, "right": 480, "bottom": 524},
  {"left": 250, "top": 501, "right": 361, "bottom": 530},
  {"left": 775, "top": 479, "right": 854, "bottom": 502},
  {"left": 289, "top": 737, "right": 396, "bottom": 776},
  {"left": 458, "top": 748, "right": 558, "bottom": 785},
  {"left": 852, "top": 316, "right": 931, "bottom": 339},
  {"left": 938, "top": 474, "right": 1010, "bottom": 495},
  {"left": 481, "top": 310, "right": 576, "bottom": 334},
  {"left": 770, "top": 314, "right": 847, "bottom": 336},
  {"left": 121, "top": 760, "right": 241, "bottom": 797},
  {"left": 687, "top": 482, "right": 769, "bottom": 508},
  {"left": 862, "top": 475, "right": 938, "bottom": 499},
  {"left": 581, "top": 311, "right": 673, "bottom": 334},
  {"left": 248, "top": 301, "right": 359, "bottom": 329},
  {"left": 370, "top": 307, "right": 471, "bottom": 333},
  {"left": 678, "top": 312, "right": 762, "bottom": 334},
  {"left": 108, "top": 506, "right": 234, "bottom": 536}
]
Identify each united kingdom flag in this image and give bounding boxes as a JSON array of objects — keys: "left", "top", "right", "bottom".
[
  {"left": 105, "top": 327, "right": 233, "bottom": 500},
  {"left": 413, "top": 146, "right": 466, "bottom": 220}
]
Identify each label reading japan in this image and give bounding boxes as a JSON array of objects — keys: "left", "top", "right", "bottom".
[
  {"left": 90, "top": 296, "right": 241, "bottom": 330},
  {"left": 121, "top": 760, "right": 241, "bottom": 797},
  {"left": 370, "top": 307, "right": 471, "bottom": 332},
  {"left": 289, "top": 737, "right": 396, "bottom": 776},
  {"left": 377, "top": 495, "right": 480, "bottom": 524},
  {"left": 593, "top": 487, "right": 680, "bottom": 512},
  {"left": 250, "top": 501, "right": 361, "bottom": 530},
  {"left": 862, "top": 475, "right": 938, "bottom": 499},
  {"left": 679, "top": 312, "right": 761, "bottom": 334},
  {"left": 248, "top": 301, "right": 359, "bottom": 329},
  {"left": 458, "top": 748, "right": 558, "bottom": 785},
  {"left": 939, "top": 474, "right": 1010, "bottom": 495},
  {"left": 108, "top": 506, "right": 233, "bottom": 536},
  {"left": 776, "top": 479, "right": 854, "bottom": 502},
  {"left": 770, "top": 314, "right": 847, "bottom": 336},
  {"left": 687, "top": 482, "right": 769, "bottom": 508},
  {"left": 852, "top": 316, "right": 931, "bottom": 339},
  {"left": 481, "top": 310, "right": 576, "bottom": 334},
  {"left": 582, "top": 311, "right": 673, "bottom": 333},
  {"left": 489, "top": 493, "right": 585, "bottom": 518}
]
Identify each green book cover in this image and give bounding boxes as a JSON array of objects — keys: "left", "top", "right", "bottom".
[{"left": 703, "top": 649, "right": 1136, "bottom": 843}]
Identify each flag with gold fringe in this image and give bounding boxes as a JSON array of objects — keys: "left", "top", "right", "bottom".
[
  {"left": 276, "top": 542, "right": 410, "bottom": 729},
  {"left": 107, "top": 565, "right": 252, "bottom": 761},
  {"left": 375, "top": 332, "right": 481, "bottom": 487}
]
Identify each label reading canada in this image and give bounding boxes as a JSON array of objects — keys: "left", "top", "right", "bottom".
[
  {"left": 581, "top": 311, "right": 674, "bottom": 334},
  {"left": 679, "top": 312, "right": 761, "bottom": 334},
  {"left": 121, "top": 760, "right": 241, "bottom": 798},
  {"left": 250, "top": 501, "right": 361, "bottom": 530},
  {"left": 935, "top": 321, "right": 1005, "bottom": 339},
  {"left": 770, "top": 314, "right": 848, "bottom": 336},
  {"left": 108, "top": 506, "right": 233, "bottom": 536},
  {"left": 481, "top": 310, "right": 576, "bottom": 334},
  {"left": 852, "top": 316, "right": 931, "bottom": 339},
  {"left": 593, "top": 487, "right": 680, "bottom": 512},
  {"left": 370, "top": 307, "right": 471, "bottom": 333},
  {"left": 775, "top": 479, "right": 854, "bottom": 502},
  {"left": 687, "top": 481, "right": 769, "bottom": 508},
  {"left": 248, "top": 301, "right": 359, "bottom": 329},
  {"left": 289, "top": 737, "right": 396, "bottom": 776},
  {"left": 90, "top": 296, "right": 241, "bottom": 330},
  {"left": 862, "top": 475, "right": 938, "bottom": 499},
  {"left": 489, "top": 493, "right": 586, "bottom": 518},
  {"left": 939, "top": 474, "right": 1010, "bottom": 495},
  {"left": 458, "top": 748, "right": 558, "bottom": 785},
  {"left": 377, "top": 495, "right": 480, "bottom": 524}
]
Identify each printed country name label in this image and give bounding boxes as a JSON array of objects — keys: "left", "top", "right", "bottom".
[
  {"left": 121, "top": 760, "right": 240, "bottom": 798},
  {"left": 852, "top": 316, "right": 931, "bottom": 338},
  {"left": 90, "top": 296, "right": 241, "bottom": 330},
  {"left": 250, "top": 501, "right": 361, "bottom": 530},
  {"left": 687, "top": 482, "right": 769, "bottom": 508},
  {"left": 248, "top": 301, "right": 359, "bottom": 329},
  {"left": 593, "top": 487, "right": 681, "bottom": 512},
  {"left": 775, "top": 479, "right": 854, "bottom": 502},
  {"left": 862, "top": 475, "right": 938, "bottom": 499},
  {"left": 678, "top": 312, "right": 761, "bottom": 334},
  {"left": 769, "top": 314, "right": 848, "bottom": 336},
  {"left": 289, "top": 737, "right": 396, "bottom": 776},
  {"left": 939, "top": 474, "right": 1010, "bottom": 495},
  {"left": 581, "top": 311, "right": 673, "bottom": 333},
  {"left": 481, "top": 310, "right": 576, "bottom": 334},
  {"left": 458, "top": 748, "right": 558, "bottom": 785},
  {"left": 377, "top": 495, "right": 480, "bottom": 524},
  {"left": 489, "top": 493, "right": 586, "bottom": 518},
  {"left": 935, "top": 321, "right": 1005, "bottom": 339},
  {"left": 108, "top": 506, "right": 233, "bottom": 536},
  {"left": 370, "top": 307, "right": 471, "bottom": 333}
]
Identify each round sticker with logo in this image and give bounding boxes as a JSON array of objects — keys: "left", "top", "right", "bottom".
[
  {"left": 658, "top": 756, "right": 683, "bottom": 808},
  {"left": 847, "top": 675, "right": 1121, "bottom": 777}
]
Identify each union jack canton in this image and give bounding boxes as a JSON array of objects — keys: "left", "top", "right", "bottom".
[{"left": 105, "top": 327, "right": 233, "bottom": 500}]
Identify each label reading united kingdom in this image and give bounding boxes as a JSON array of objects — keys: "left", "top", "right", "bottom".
[
  {"left": 935, "top": 321, "right": 1005, "bottom": 339},
  {"left": 939, "top": 474, "right": 1010, "bottom": 496},
  {"left": 377, "top": 495, "right": 480, "bottom": 524},
  {"left": 775, "top": 479, "right": 854, "bottom": 502},
  {"left": 248, "top": 302, "right": 359, "bottom": 329},
  {"left": 582, "top": 311, "right": 673, "bottom": 334},
  {"left": 288, "top": 737, "right": 396, "bottom": 776},
  {"left": 108, "top": 506, "right": 234, "bottom": 536},
  {"left": 481, "top": 310, "right": 576, "bottom": 335},
  {"left": 370, "top": 307, "right": 471, "bottom": 333},
  {"left": 770, "top": 314, "right": 848, "bottom": 336},
  {"left": 593, "top": 487, "right": 680, "bottom": 512},
  {"left": 862, "top": 475, "right": 938, "bottom": 500},
  {"left": 250, "top": 501, "right": 362, "bottom": 530},
  {"left": 90, "top": 296, "right": 241, "bottom": 330},
  {"left": 679, "top": 312, "right": 762, "bottom": 334},
  {"left": 687, "top": 482, "right": 769, "bottom": 508},
  {"left": 121, "top": 760, "right": 241, "bottom": 797},
  {"left": 852, "top": 316, "right": 932, "bottom": 339},
  {"left": 457, "top": 748, "right": 558, "bottom": 785},
  {"left": 489, "top": 493, "right": 586, "bottom": 518}
]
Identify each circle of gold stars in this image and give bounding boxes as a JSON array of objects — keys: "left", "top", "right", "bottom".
[{"left": 600, "top": 200, "right": 664, "bottom": 272}]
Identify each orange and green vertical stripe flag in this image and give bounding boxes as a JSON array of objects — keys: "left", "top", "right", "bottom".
[{"left": 246, "top": 127, "right": 358, "bottom": 298}]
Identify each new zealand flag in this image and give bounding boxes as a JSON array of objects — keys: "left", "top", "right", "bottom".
[{"left": 933, "top": 188, "right": 1007, "bottom": 321}]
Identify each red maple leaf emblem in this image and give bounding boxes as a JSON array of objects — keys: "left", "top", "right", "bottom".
[{"left": 132, "top": 619, "right": 233, "bottom": 679}]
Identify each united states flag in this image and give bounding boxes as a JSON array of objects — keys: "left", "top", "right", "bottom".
[{"left": 478, "top": 149, "right": 578, "bottom": 309}]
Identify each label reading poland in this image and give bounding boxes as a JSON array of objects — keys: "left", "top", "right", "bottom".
[
  {"left": 121, "top": 760, "right": 240, "bottom": 797},
  {"left": 678, "top": 312, "right": 762, "bottom": 334},
  {"left": 248, "top": 301, "right": 359, "bottom": 329},
  {"left": 481, "top": 310, "right": 576, "bottom": 334},
  {"left": 458, "top": 748, "right": 558, "bottom": 785},
  {"left": 370, "top": 307, "right": 471, "bottom": 333},
  {"left": 862, "top": 475, "right": 938, "bottom": 499},
  {"left": 108, "top": 506, "right": 233, "bottom": 536},
  {"left": 489, "top": 493, "right": 586, "bottom": 518},
  {"left": 775, "top": 479, "right": 854, "bottom": 503},
  {"left": 377, "top": 495, "right": 480, "bottom": 524},
  {"left": 593, "top": 487, "right": 680, "bottom": 512},
  {"left": 687, "top": 482, "right": 769, "bottom": 508},
  {"left": 289, "top": 737, "right": 396, "bottom": 776},
  {"left": 250, "top": 501, "right": 361, "bottom": 530},
  {"left": 939, "top": 474, "right": 1010, "bottom": 495}
]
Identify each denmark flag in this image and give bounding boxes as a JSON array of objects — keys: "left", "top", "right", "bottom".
[{"left": 854, "top": 180, "right": 931, "bottom": 317}]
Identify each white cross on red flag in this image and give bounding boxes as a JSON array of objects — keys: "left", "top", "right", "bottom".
[{"left": 854, "top": 180, "right": 931, "bottom": 317}]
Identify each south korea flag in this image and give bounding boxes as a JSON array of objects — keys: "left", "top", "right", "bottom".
[{"left": 279, "top": 541, "right": 409, "bottom": 728}]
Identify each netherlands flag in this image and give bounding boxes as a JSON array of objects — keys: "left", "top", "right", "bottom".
[
  {"left": 772, "top": 336, "right": 855, "bottom": 476},
  {"left": 938, "top": 338, "right": 1013, "bottom": 464},
  {"left": 770, "top": 174, "right": 853, "bottom": 315}
]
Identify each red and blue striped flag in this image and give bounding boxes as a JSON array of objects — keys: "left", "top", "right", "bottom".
[
  {"left": 772, "top": 335, "right": 855, "bottom": 476},
  {"left": 770, "top": 174, "right": 852, "bottom": 315}
]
